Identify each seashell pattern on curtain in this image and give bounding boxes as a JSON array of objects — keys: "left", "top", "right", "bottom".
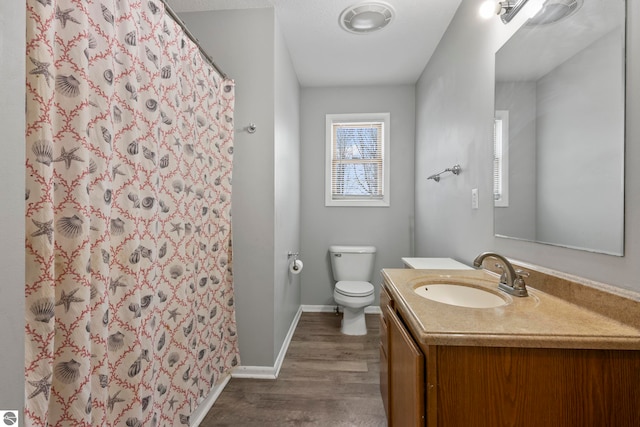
[{"left": 24, "top": 0, "right": 239, "bottom": 425}]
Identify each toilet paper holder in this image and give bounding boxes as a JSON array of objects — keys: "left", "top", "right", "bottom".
[{"left": 288, "top": 251, "right": 303, "bottom": 273}]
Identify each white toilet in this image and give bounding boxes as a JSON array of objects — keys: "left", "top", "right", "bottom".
[{"left": 329, "top": 245, "right": 376, "bottom": 335}]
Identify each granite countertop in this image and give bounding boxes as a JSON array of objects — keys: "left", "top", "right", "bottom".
[{"left": 381, "top": 268, "right": 640, "bottom": 350}]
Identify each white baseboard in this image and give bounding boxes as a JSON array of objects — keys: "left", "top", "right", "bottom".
[
  {"left": 191, "top": 373, "right": 231, "bottom": 427},
  {"left": 230, "top": 365, "right": 278, "bottom": 379},
  {"left": 365, "top": 305, "right": 382, "bottom": 314},
  {"left": 225, "top": 304, "right": 380, "bottom": 381},
  {"left": 300, "top": 304, "right": 338, "bottom": 313},
  {"left": 231, "top": 305, "right": 303, "bottom": 380},
  {"left": 273, "top": 305, "right": 302, "bottom": 377},
  {"left": 301, "top": 304, "right": 381, "bottom": 314}
]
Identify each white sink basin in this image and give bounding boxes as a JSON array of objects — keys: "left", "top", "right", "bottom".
[{"left": 414, "top": 283, "right": 507, "bottom": 308}]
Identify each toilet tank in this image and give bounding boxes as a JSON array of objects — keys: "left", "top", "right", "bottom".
[{"left": 329, "top": 245, "right": 377, "bottom": 282}]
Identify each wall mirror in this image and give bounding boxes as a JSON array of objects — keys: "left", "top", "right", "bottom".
[{"left": 493, "top": 0, "right": 626, "bottom": 256}]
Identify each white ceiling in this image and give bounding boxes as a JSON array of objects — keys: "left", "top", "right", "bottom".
[{"left": 165, "top": 0, "right": 463, "bottom": 87}]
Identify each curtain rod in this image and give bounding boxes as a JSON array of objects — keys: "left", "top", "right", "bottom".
[{"left": 159, "top": 0, "right": 229, "bottom": 80}]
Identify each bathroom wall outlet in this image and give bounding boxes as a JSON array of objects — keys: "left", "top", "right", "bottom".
[{"left": 471, "top": 188, "right": 479, "bottom": 209}]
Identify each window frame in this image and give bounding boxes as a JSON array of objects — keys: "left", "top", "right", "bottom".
[
  {"left": 325, "top": 113, "right": 391, "bottom": 207},
  {"left": 494, "top": 110, "right": 510, "bottom": 207}
]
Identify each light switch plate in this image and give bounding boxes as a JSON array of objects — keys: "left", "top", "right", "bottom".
[{"left": 471, "top": 188, "right": 479, "bottom": 209}]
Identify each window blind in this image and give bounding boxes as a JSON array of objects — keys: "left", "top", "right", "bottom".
[
  {"left": 331, "top": 121, "right": 384, "bottom": 199},
  {"left": 493, "top": 110, "right": 509, "bottom": 207},
  {"left": 493, "top": 118, "right": 503, "bottom": 201}
]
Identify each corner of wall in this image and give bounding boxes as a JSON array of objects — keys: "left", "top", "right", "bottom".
[{"left": 0, "top": 0, "right": 26, "bottom": 415}]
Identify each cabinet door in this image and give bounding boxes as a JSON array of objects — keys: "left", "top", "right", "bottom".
[
  {"left": 388, "top": 308, "right": 425, "bottom": 427},
  {"left": 379, "top": 342, "right": 389, "bottom": 418},
  {"left": 379, "top": 287, "right": 391, "bottom": 419}
]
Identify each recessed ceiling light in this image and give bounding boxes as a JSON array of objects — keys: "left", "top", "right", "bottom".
[{"left": 339, "top": 2, "right": 395, "bottom": 35}]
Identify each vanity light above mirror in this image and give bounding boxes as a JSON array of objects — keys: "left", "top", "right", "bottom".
[
  {"left": 481, "top": 0, "right": 585, "bottom": 24},
  {"left": 479, "top": 0, "right": 534, "bottom": 23}
]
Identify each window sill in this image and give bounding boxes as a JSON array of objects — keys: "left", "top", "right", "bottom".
[{"left": 325, "top": 199, "right": 390, "bottom": 207}]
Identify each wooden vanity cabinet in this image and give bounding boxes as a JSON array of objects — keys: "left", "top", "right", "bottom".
[
  {"left": 435, "top": 345, "right": 640, "bottom": 426},
  {"left": 380, "top": 285, "right": 425, "bottom": 427},
  {"left": 379, "top": 284, "right": 640, "bottom": 427}
]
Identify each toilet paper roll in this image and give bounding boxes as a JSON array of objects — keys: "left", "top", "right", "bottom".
[{"left": 289, "top": 259, "right": 303, "bottom": 274}]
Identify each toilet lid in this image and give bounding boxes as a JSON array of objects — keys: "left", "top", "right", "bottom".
[{"left": 335, "top": 281, "right": 374, "bottom": 297}]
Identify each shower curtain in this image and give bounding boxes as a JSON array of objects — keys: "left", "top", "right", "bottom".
[{"left": 25, "top": 1, "right": 239, "bottom": 425}]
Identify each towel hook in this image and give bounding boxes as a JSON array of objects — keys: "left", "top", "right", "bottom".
[
  {"left": 427, "top": 164, "right": 462, "bottom": 183},
  {"left": 246, "top": 123, "right": 257, "bottom": 134}
]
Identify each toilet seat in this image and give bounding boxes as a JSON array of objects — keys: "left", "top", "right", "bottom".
[{"left": 335, "top": 281, "right": 374, "bottom": 297}]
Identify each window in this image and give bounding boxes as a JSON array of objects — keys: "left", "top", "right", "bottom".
[
  {"left": 493, "top": 110, "right": 509, "bottom": 207},
  {"left": 325, "top": 113, "right": 390, "bottom": 207}
]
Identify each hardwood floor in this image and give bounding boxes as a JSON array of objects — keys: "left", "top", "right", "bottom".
[{"left": 201, "top": 312, "right": 387, "bottom": 426}]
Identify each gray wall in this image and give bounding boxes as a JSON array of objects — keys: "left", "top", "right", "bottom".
[
  {"left": 273, "top": 18, "right": 301, "bottom": 357},
  {"left": 0, "top": 0, "right": 26, "bottom": 419},
  {"left": 300, "top": 85, "right": 415, "bottom": 306},
  {"left": 536, "top": 30, "right": 624, "bottom": 253},
  {"left": 181, "top": 8, "right": 301, "bottom": 367},
  {"left": 415, "top": 0, "right": 640, "bottom": 293}
]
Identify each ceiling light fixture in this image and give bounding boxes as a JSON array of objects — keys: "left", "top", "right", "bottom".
[
  {"left": 339, "top": 2, "right": 395, "bottom": 35},
  {"left": 526, "top": 0, "right": 582, "bottom": 26},
  {"left": 479, "top": 0, "right": 531, "bottom": 24}
]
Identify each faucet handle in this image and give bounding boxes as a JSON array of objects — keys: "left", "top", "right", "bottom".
[
  {"left": 494, "top": 263, "right": 508, "bottom": 284},
  {"left": 514, "top": 269, "right": 529, "bottom": 290}
]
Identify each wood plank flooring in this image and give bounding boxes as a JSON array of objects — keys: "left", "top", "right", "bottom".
[{"left": 201, "top": 312, "right": 387, "bottom": 426}]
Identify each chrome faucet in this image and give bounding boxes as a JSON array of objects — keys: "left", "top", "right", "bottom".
[{"left": 473, "top": 252, "right": 529, "bottom": 297}]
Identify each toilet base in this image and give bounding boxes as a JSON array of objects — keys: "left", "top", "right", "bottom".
[
  {"left": 340, "top": 306, "right": 368, "bottom": 335},
  {"left": 333, "top": 286, "right": 374, "bottom": 336}
]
